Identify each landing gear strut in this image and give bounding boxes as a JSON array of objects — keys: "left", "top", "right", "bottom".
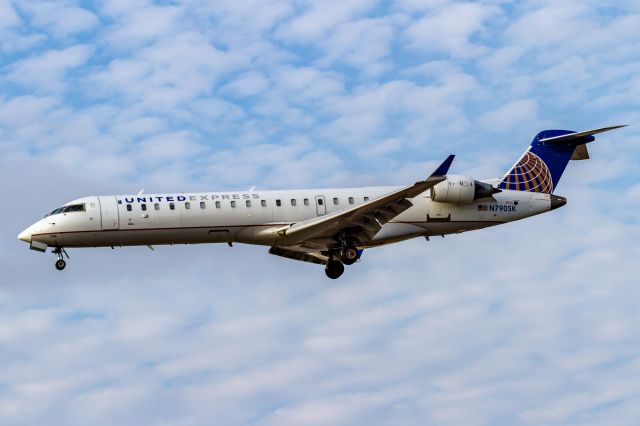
[
  {"left": 52, "top": 247, "right": 69, "bottom": 271},
  {"left": 325, "top": 259, "right": 344, "bottom": 279}
]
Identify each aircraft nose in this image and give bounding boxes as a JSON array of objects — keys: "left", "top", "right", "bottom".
[{"left": 18, "top": 227, "right": 32, "bottom": 243}]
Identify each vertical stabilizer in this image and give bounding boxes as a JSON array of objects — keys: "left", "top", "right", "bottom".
[{"left": 498, "top": 126, "right": 625, "bottom": 193}]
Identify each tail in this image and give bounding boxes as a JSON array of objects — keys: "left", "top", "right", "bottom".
[{"left": 498, "top": 125, "right": 626, "bottom": 193}]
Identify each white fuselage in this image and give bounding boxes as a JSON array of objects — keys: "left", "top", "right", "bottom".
[{"left": 19, "top": 186, "right": 556, "bottom": 250}]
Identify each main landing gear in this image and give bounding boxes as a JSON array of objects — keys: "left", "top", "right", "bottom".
[
  {"left": 52, "top": 247, "right": 69, "bottom": 271},
  {"left": 324, "top": 246, "right": 361, "bottom": 279},
  {"left": 325, "top": 259, "right": 344, "bottom": 279},
  {"left": 340, "top": 247, "right": 359, "bottom": 265}
]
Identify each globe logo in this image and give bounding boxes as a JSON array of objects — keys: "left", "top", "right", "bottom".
[{"left": 500, "top": 151, "right": 554, "bottom": 193}]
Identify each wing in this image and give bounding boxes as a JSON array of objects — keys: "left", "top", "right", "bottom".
[
  {"left": 269, "top": 246, "right": 329, "bottom": 265},
  {"left": 276, "top": 155, "right": 455, "bottom": 248}
]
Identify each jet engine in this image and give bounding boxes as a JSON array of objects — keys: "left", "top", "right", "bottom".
[{"left": 430, "top": 175, "right": 500, "bottom": 204}]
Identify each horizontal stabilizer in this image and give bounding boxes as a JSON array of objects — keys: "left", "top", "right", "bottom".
[{"left": 539, "top": 125, "right": 627, "bottom": 144}]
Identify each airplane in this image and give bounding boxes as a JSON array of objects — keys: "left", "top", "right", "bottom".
[{"left": 18, "top": 125, "right": 626, "bottom": 279}]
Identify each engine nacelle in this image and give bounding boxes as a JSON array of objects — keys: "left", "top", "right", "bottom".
[{"left": 430, "top": 175, "right": 499, "bottom": 204}]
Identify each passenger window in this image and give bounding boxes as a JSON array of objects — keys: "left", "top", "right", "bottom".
[
  {"left": 261, "top": 200, "right": 267, "bottom": 207},
  {"left": 231, "top": 201, "right": 236, "bottom": 208},
  {"left": 333, "top": 197, "right": 339, "bottom": 205},
  {"left": 126, "top": 204, "right": 132, "bottom": 211},
  {"left": 141, "top": 204, "right": 147, "bottom": 211},
  {"left": 170, "top": 203, "right": 175, "bottom": 210},
  {"left": 185, "top": 202, "right": 191, "bottom": 210},
  {"left": 318, "top": 199, "right": 324, "bottom": 205},
  {"left": 154, "top": 203, "right": 160, "bottom": 211},
  {"left": 349, "top": 197, "right": 354, "bottom": 205},
  {"left": 291, "top": 199, "right": 296, "bottom": 206},
  {"left": 200, "top": 201, "right": 206, "bottom": 209},
  {"left": 304, "top": 198, "right": 309, "bottom": 206},
  {"left": 364, "top": 196, "right": 369, "bottom": 202},
  {"left": 276, "top": 199, "right": 281, "bottom": 207},
  {"left": 215, "top": 201, "right": 221, "bottom": 208},
  {"left": 246, "top": 200, "right": 251, "bottom": 207}
]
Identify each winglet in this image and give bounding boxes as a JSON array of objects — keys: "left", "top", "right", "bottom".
[{"left": 431, "top": 155, "right": 455, "bottom": 177}]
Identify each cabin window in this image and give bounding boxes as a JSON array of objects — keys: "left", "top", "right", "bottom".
[
  {"left": 261, "top": 200, "right": 267, "bottom": 207},
  {"left": 276, "top": 199, "right": 281, "bottom": 207},
  {"left": 291, "top": 199, "right": 297, "bottom": 206},
  {"left": 333, "top": 197, "right": 339, "bottom": 205},
  {"left": 126, "top": 204, "right": 132, "bottom": 212},
  {"left": 318, "top": 198, "right": 324, "bottom": 205},
  {"left": 185, "top": 202, "right": 191, "bottom": 210},
  {"left": 304, "top": 198, "right": 309, "bottom": 206},
  {"left": 364, "top": 196, "right": 369, "bottom": 202},
  {"left": 200, "top": 201, "right": 206, "bottom": 209},
  {"left": 215, "top": 201, "right": 221, "bottom": 208},
  {"left": 169, "top": 202, "right": 175, "bottom": 210},
  {"left": 246, "top": 200, "right": 251, "bottom": 207},
  {"left": 231, "top": 201, "right": 236, "bottom": 208},
  {"left": 348, "top": 197, "right": 354, "bottom": 205},
  {"left": 141, "top": 204, "right": 147, "bottom": 211},
  {"left": 154, "top": 203, "right": 160, "bottom": 211}
]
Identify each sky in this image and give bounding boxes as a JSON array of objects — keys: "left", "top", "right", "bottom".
[{"left": 1, "top": 0, "right": 640, "bottom": 424}]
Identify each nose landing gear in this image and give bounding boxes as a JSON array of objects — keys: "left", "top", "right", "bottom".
[
  {"left": 52, "top": 247, "right": 69, "bottom": 271},
  {"left": 55, "top": 259, "right": 66, "bottom": 270}
]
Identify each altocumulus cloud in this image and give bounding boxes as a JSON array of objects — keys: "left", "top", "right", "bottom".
[{"left": 1, "top": 0, "right": 640, "bottom": 425}]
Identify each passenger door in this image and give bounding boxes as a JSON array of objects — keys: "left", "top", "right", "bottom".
[{"left": 99, "top": 196, "right": 119, "bottom": 229}]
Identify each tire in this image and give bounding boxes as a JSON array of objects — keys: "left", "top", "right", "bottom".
[
  {"left": 324, "top": 260, "right": 344, "bottom": 279},
  {"left": 341, "top": 247, "right": 359, "bottom": 265},
  {"left": 55, "top": 259, "right": 66, "bottom": 270}
]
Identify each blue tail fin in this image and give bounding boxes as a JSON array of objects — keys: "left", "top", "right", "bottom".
[{"left": 498, "top": 126, "right": 626, "bottom": 193}]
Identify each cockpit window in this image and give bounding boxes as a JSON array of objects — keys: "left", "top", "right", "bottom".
[
  {"left": 46, "top": 207, "right": 65, "bottom": 217},
  {"left": 45, "top": 204, "right": 85, "bottom": 217},
  {"left": 63, "top": 204, "right": 86, "bottom": 213}
]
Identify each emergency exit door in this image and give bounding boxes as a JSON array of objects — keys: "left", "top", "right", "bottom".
[{"left": 315, "top": 195, "right": 326, "bottom": 216}]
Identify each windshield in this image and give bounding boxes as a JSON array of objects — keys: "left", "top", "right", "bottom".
[{"left": 45, "top": 204, "right": 86, "bottom": 217}]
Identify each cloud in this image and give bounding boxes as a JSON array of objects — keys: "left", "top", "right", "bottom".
[
  {"left": 19, "top": 2, "right": 99, "bottom": 37},
  {"left": 276, "top": 0, "right": 374, "bottom": 42},
  {"left": 504, "top": 1, "right": 593, "bottom": 49},
  {"left": 478, "top": 99, "right": 539, "bottom": 132},
  {"left": 221, "top": 71, "right": 270, "bottom": 98},
  {"left": 90, "top": 31, "right": 247, "bottom": 111},
  {"left": 404, "top": 2, "right": 500, "bottom": 57},
  {"left": 0, "top": 0, "right": 20, "bottom": 32},
  {"left": 6, "top": 45, "right": 94, "bottom": 93},
  {"left": 136, "top": 131, "right": 205, "bottom": 162},
  {"left": 317, "top": 17, "right": 395, "bottom": 76},
  {"left": 101, "top": 3, "right": 185, "bottom": 48}
]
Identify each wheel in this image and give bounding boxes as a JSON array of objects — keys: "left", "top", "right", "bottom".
[
  {"left": 55, "top": 259, "right": 66, "bottom": 270},
  {"left": 341, "top": 247, "right": 359, "bottom": 265},
  {"left": 325, "top": 260, "right": 344, "bottom": 279}
]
